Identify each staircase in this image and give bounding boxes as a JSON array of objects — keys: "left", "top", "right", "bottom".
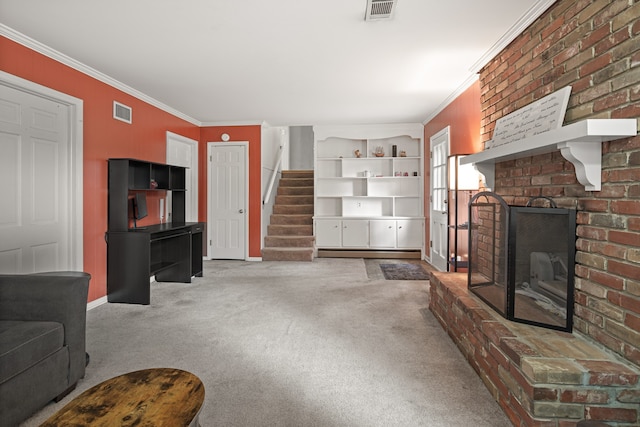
[{"left": 262, "top": 170, "right": 315, "bottom": 261}]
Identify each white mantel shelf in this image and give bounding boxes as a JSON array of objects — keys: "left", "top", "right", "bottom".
[{"left": 461, "top": 119, "right": 637, "bottom": 191}]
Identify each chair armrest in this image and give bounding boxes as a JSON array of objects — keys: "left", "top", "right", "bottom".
[{"left": 0, "top": 273, "right": 90, "bottom": 384}]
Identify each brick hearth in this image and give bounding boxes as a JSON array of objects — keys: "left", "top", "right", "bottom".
[{"left": 429, "top": 272, "right": 640, "bottom": 427}]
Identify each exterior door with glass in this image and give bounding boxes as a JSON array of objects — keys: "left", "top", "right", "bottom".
[{"left": 430, "top": 127, "right": 450, "bottom": 271}]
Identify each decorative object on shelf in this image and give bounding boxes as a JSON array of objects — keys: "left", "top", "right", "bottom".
[
  {"left": 392, "top": 145, "right": 397, "bottom": 157},
  {"left": 399, "top": 150, "right": 407, "bottom": 157},
  {"left": 150, "top": 179, "right": 158, "bottom": 189},
  {"left": 354, "top": 149, "right": 362, "bottom": 158},
  {"left": 373, "top": 146, "right": 385, "bottom": 157}
]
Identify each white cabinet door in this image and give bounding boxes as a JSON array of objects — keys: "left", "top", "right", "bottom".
[
  {"left": 370, "top": 220, "right": 397, "bottom": 248},
  {"left": 397, "top": 219, "right": 423, "bottom": 249},
  {"left": 315, "top": 219, "right": 342, "bottom": 247},
  {"left": 342, "top": 220, "right": 369, "bottom": 247}
]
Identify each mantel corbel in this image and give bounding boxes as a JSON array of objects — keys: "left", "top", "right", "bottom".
[{"left": 557, "top": 140, "right": 602, "bottom": 191}]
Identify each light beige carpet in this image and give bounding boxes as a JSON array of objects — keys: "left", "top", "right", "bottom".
[{"left": 22, "top": 258, "right": 510, "bottom": 427}]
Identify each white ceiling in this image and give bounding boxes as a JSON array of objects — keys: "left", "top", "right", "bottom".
[{"left": 0, "top": 0, "right": 553, "bottom": 126}]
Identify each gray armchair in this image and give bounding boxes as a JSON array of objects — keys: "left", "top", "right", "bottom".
[{"left": 0, "top": 272, "right": 90, "bottom": 427}]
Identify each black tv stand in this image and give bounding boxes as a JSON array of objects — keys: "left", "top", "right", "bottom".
[{"left": 106, "top": 159, "right": 205, "bottom": 305}]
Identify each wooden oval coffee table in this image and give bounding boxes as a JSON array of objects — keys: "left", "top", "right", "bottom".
[{"left": 42, "top": 368, "right": 205, "bottom": 426}]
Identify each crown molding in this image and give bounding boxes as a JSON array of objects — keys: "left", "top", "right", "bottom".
[
  {"left": 423, "top": 0, "right": 557, "bottom": 125},
  {"left": 422, "top": 73, "right": 478, "bottom": 125},
  {"left": 1, "top": 24, "right": 201, "bottom": 126},
  {"left": 468, "top": 0, "right": 557, "bottom": 73},
  {"left": 200, "top": 120, "right": 265, "bottom": 127}
]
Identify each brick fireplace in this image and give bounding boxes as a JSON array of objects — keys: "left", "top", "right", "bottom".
[{"left": 427, "top": 0, "right": 640, "bottom": 425}]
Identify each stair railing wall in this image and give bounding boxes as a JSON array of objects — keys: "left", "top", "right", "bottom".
[{"left": 263, "top": 144, "right": 285, "bottom": 206}]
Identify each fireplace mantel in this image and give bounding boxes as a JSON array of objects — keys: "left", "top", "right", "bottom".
[{"left": 461, "top": 119, "right": 637, "bottom": 191}]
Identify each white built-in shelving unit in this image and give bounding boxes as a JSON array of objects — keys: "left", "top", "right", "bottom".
[{"left": 313, "top": 124, "right": 424, "bottom": 252}]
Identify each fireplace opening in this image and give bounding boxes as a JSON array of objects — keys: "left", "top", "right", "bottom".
[{"left": 468, "top": 192, "right": 576, "bottom": 332}]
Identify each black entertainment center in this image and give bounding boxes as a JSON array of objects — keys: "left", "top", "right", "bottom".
[{"left": 106, "top": 158, "right": 204, "bottom": 304}]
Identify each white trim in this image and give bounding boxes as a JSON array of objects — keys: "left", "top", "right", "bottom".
[
  {"left": 246, "top": 257, "right": 263, "bottom": 262},
  {"left": 469, "top": 0, "right": 557, "bottom": 73},
  {"left": 207, "top": 141, "right": 250, "bottom": 261},
  {"left": 429, "top": 126, "right": 450, "bottom": 272},
  {"left": 0, "top": 70, "right": 84, "bottom": 272},
  {"left": 313, "top": 123, "right": 424, "bottom": 140},
  {"left": 166, "top": 131, "right": 199, "bottom": 222},
  {"left": 201, "top": 120, "right": 264, "bottom": 127},
  {"left": 87, "top": 296, "right": 107, "bottom": 310},
  {"left": 422, "top": 74, "right": 478, "bottom": 125},
  {"left": 423, "top": 0, "right": 557, "bottom": 126},
  {"left": 1, "top": 23, "right": 201, "bottom": 127}
]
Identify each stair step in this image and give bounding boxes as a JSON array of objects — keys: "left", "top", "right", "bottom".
[
  {"left": 273, "top": 204, "right": 314, "bottom": 215},
  {"left": 282, "top": 170, "right": 314, "bottom": 179},
  {"left": 264, "top": 169, "right": 315, "bottom": 261},
  {"left": 280, "top": 178, "right": 314, "bottom": 187},
  {"left": 270, "top": 214, "right": 312, "bottom": 225},
  {"left": 275, "top": 195, "right": 314, "bottom": 205},
  {"left": 264, "top": 235, "right": 315, "bottom": 248},
  {"left": 262, "top": 247, "right": 315, "bottom": 262},
  {"left": 267, "top": 224, "right": 313, "bottom": 236},
  {"left": 277, "top": 186, "right": 314, "bottom": 196}
]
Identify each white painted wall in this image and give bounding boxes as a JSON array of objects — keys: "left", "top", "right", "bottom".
[{"left": 261, "top": 124, "right": 289, "bottom": 249}]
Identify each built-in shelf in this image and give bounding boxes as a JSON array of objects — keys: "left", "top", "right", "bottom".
[
  {"left": 313, "top": 124, "right": 424, "bottom": 252},
  {"left": 461, "top": 119, "right": 637, "bottom": 191}
]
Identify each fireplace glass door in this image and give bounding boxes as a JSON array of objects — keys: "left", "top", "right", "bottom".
[{"left": 468, "top": 193, "right": 576, "bottom": 332}]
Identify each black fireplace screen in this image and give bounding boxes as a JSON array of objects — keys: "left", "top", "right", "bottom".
[{"left": 468, "top": 192, "right": 576, "bottom": 332}]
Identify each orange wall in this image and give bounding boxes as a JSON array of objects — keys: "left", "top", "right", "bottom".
[
  {"left": 0, "top": 36, "right": 201, "bottom": 302},
  {"left": 423, "top": 80, "right": 482, "bottom": 253},
  {"left": 199, "top": 126, "right": 263, "bottom": 259}
]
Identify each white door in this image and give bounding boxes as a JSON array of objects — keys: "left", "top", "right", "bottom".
[
  {"left": 0, "top": 84, "right": 70, "bottom": 273},
  {"left": 430, "top": 127, "right": 450, "bottom": 271},
  {"left": 167, "top": 131, "right": 198, "bottom": 222},
  {"left": 208, "top": 143, "right": 247, "bottom": 260}
]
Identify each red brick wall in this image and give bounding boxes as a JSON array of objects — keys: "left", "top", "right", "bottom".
[{"left": 478, "top": 0, "right": 640, "bottom": 367}]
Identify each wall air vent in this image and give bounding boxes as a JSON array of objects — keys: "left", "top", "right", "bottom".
[
  {"left": 365, "top": 0, "right": 396, "bottom": 21},
  {"left": 113, "top": 101, "right": 132, "bottom": 124}
]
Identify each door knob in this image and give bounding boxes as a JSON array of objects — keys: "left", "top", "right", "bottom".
[{"left": 239, "top": 209, "right": 244, "bottom": 213}]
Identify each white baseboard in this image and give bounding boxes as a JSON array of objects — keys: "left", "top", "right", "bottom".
[{"left": 87, "top": 296, "right": 107, "bottom": 311}]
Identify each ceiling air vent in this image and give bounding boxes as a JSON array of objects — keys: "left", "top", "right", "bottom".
[
  {"left": 113, "top": 101, "right": 132, "bottom": 124},
  {"left": 365, "top": 0, "right": 396, "bottom": 21}
]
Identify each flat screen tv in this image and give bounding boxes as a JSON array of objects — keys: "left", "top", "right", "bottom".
[{"left": 131, "top": 192, "right": 148, "bottom": 228}]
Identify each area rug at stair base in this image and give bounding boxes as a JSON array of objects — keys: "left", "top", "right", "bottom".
[{"left": 380, "top": 263, "right": 429, "bottom": 280}]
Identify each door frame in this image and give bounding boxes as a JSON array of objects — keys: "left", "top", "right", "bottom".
[
  {"left": 429, "top": 126, "right": 450, "bottom": 272},
  {"left": 166, "top": 131, "right": 198, "bottom": 222},
  {"left": 0, "top": 70, "right": 84, "bottom": 271},
  {"left": 206, "top": 141, "right": 249, "bottom": 260}
]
